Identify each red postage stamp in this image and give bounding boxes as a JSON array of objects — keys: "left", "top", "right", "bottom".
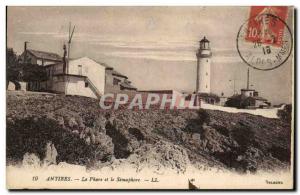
[{"left": 245, "top": 6, "right": 288, "bottom": 47}]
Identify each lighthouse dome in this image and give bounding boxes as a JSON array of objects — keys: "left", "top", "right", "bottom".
[
  {"left": 200, "top": 36, "right": 209, "bottom": 43},
  {"left": 199, "top": 36, "right": 210, "bottom": 50}
]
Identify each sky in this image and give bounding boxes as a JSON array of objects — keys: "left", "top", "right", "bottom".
[{"left": 7, "top": 6, "right": 294, "bottom": 104}]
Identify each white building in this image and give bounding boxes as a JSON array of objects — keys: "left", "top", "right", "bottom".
[
  {"left": 23, "top": 53, "right": 136, "bottom": 99},
  {"left": 31, "top": 57, "right": 106, "bottom": 99},
  {"left": 18, "top": 42, "right": 137, "bottom": 98},
  {"left": 241, "top": 89, "right": 257, "bottom": 97}
]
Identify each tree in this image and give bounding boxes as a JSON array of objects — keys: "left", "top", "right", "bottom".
[
  {"left": 6, "top": 48, "right": 48, "bottom": 90},
  {"left": 21, "top": 63, "right": 47, "bottom": 82},
  {"left": 6, "top": 48, "right": 21, "bottom": 89}
]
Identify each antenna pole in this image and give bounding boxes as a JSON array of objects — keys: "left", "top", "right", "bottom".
[
  {"left": 67, "top": 22, "right": 75, "bottom": 74},
  {"left": 67, "top": 23, "right": 71, "bottom": 74},
  {"left": 247, "top": 68, "right": 250, "bottom": 89}
]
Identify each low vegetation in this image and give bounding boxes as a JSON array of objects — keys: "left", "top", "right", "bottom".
[{"left": 7, "top": 91, "right": 292, "bottom": 173}]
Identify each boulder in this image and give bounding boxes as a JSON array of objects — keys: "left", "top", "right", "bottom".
[
  {"left": 94, "top": 132, "right": 114, "bottom": 161},
  {"left": 22, "top": 153, "right": 40, "bottom": 168},
  {"left": 43, "top": 142, "right": 58, "bottom": 166},
  {"left": 68, "top": 117, "right": 78, "bottom": 128},
  {"left": 192, "top": 133, "right": 201, "bottom": 142},
  {"left": 57, "top": 117, "right": 65, "bottom": 127}
]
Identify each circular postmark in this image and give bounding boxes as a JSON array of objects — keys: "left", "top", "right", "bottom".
[{"left": 236, "top": 13, "right": 293, "bottom": 71}]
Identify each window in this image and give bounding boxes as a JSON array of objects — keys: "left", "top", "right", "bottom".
[
  {"left": 78, "top": 65, "right": 82, "bottom": 75},
  {"left": 113, "top": 78, "right": 121, "bottom": 86},
  {"left": 85, "top": 81, "right": 89, "bottom": 88}
]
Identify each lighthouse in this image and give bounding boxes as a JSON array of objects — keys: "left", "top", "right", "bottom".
[{"left": 196, "top": 36, "right": 212, "bottom": 93}]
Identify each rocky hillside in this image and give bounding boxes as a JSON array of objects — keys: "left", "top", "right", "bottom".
[{"left": 6, "top": 91, "right": 292, "bottom": 173}]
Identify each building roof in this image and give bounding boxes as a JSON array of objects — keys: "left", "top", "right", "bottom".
[
  {"left": 94, "top": 60, "right": 113, "bottom": 70},
  {"left": 53, "top": 73, "right": 87, "bottom": 79},
  {"left": 100, "top": 63, "right": 113, "bottom": 70},
  {"left": 138, "top": 90, "right": 175, "bottom": 94},
  {"left": 229, "top": 94, "right": 268, "bottom": 102},
  {"left": 112, "top": 70, "right": 128, "bottom": 79},
  {"left": 27, "top": 49, "right": 62, "bottom": 62},
  {"left": 120, "top": 82, "right": 137, "bottom": 90},
  {"left": 252, "top": 96, "right": 268, "bottom": 102},
  {"left": 69, "top": 57, "right": 113, "bottom": 70},
  {"left": 44, "top": 56, "right": 131, "bottom": 81},
  {"left": 241, "top": 88, "right": 256, "bottom": 91}
]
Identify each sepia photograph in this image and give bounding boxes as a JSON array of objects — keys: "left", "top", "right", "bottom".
[{"left": 6, "top": 6, "right": 294, "bottom": 190}]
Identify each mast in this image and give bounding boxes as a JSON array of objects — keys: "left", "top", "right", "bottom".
[
  {"left": 247, "top": 68, "right": 250, "bottom": 89},
  {"left": 67, "top": 22, "right": 75, "bottom": 74},
  {"left": 65, "top": 23, "right": 75, "bottom": 96}
]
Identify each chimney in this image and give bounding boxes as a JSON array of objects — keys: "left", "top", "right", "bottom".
[
  {"left": 23, "top": 41, "right": 29, "bottom": 63},
  {"left": 24, "top": 41, "right": 28, "bottom": 52}
]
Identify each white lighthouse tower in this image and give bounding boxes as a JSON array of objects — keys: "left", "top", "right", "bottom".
[{"left": 196, "top": 36, "right": 212, "bottom": 93}]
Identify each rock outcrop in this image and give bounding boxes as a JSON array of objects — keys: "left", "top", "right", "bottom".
[{"left": 7, "top": 92, "right": 292, "bottom": 173}]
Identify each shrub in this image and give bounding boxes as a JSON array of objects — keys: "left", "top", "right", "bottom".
[
  {"left": 6, "top": 116, "right": 111, "bottom": 165},
  {"left": 277, "top": 104, "right": 292, "bottom": 124},
  {"left": 197, "top": 109, "right": 210, "bottom": 126}
]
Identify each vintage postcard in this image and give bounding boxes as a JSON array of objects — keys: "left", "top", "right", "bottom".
[{"left": 6, "top": 6, "right": 294, "bottom": 190}]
